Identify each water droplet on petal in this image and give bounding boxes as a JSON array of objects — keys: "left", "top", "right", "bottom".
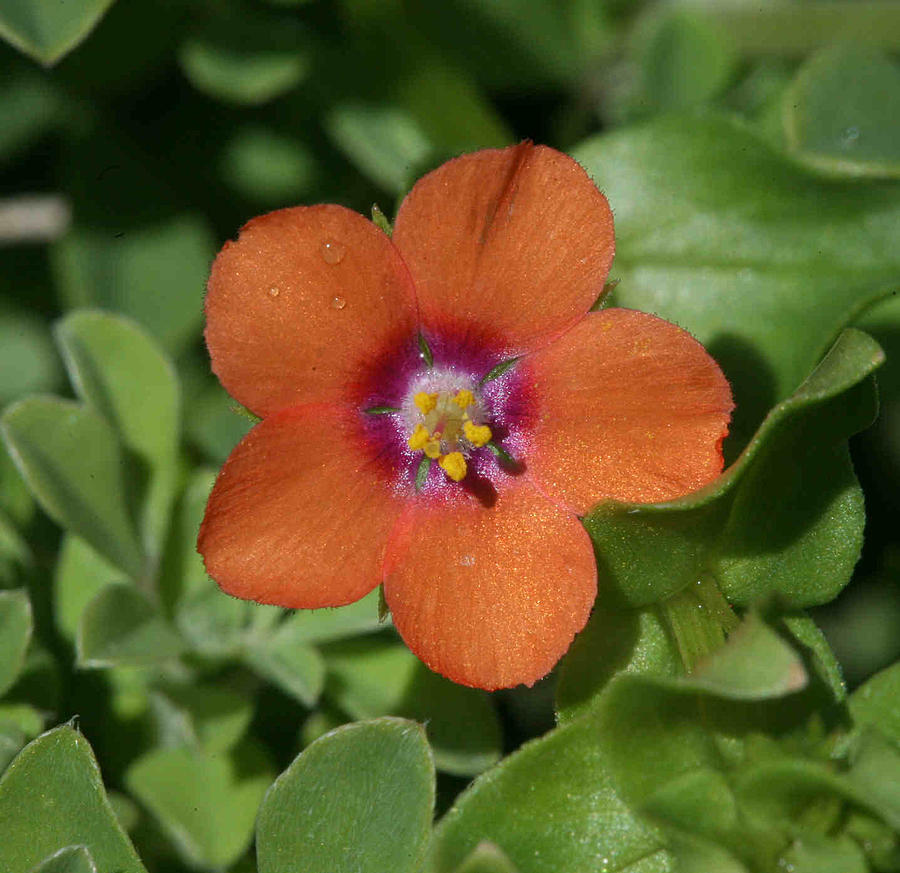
[
  {"left": 331, "top": 296, "right": 346, "bottom": 310},
  {"left": 459, "top": 554, "right": 475, "bottom": 567},
  {"left": 321, "top": 240, "right": 346, "bottom": 265},
  {"left": 268, "top": 286, "right": 280, "bottom": 298}
]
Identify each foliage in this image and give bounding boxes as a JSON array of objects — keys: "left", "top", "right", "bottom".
[{"left": 0, "top": 1, "right": 899, "bottom": 871}]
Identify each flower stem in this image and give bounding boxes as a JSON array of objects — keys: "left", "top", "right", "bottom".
[{"left": 661, "top": 575, "right": 739, "bottom": 673}]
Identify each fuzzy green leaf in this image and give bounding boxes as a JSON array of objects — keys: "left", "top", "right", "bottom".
[
  {"left": 55, "top": 311, "right": 179, "bottom": 555},
  {"left": 849, "top": 660, "right": 900, "bottom": 746},
  {"left": 0, "top": 0, "right": 116, "bottom": 64},
  {"left": 322, "top": 636, "right": 501, "bottom": 776},
  {"left": 429, "top": 711, "right": 666, "bottom": 873},
  {"left": 0, "top": 725, "right": 145, "bottom": 873},
  {"left": 29, "top": 845, "right": 97, "bottom": 873},
  {"left": 0, "top": 589, "right": 32, "bottom": 697},
  {"left": 257, "top": 718, "right": 434, "bottom": 873},
  {"left": 783, "top": 44, "right": 900, "bottom": 178},
  {"left": 1, "top": 397, "right": 144, "bottom": 578},
  {"left": 76, "top": 583, "right": 185, "bottom": 668},
  {"left": 126, "top": 743, "right": 272, "bottom": 869}
]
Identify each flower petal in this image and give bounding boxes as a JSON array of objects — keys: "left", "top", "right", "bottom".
[
  {"left": 383, "top": 480, "right": 597, "bottom": 690},
  {"left": 524, "top": 309, "right": 733, "bottom": 513},
  {"left": 205, "top": 205, "right": 418, "bottom": 417},
  {"left": 392, "top": 143, "right": 615, "bottom": 354},
  {"left": 198, "top": 404, "right": 402, "bottom": 608}
]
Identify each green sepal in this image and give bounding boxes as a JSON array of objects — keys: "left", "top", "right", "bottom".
[
  {"left": 415, "top": 455, "right": 431, "bottom": 491},
  {"left": 479, "top": 358, "right": 519, "bottom": 386},
  {"left": 486, "top": 441, "right": 519, "bottom": 470},
  {"left": 371, "top": 203, "right": 394, "bottom": 236},
  {"left": 418, "top": 333, "right": 434, "bottom": 368}
]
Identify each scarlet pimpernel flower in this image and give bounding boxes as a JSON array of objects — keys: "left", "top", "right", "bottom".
[{"left": 198, "top": 143, "right": 733, "bottom": 690}]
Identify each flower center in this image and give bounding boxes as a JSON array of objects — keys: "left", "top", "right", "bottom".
[{"left": 406, "top": 385, "right": 492, "bottom": 482}]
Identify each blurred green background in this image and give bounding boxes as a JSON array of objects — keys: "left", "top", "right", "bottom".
[{"left": 1, "top": 1, "right": 900, "bottom": 870}]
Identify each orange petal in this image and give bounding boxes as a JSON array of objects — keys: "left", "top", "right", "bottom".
[
  {"left": 383, "top": 480, "right": 597, "bottom": 690},
  {"left": 206, "top": 205, "right": 418, "bottom": 417},
  {"left": 198, "top": 404, "right": 402, "bottom": 608},
  {"left": 524, "top": 309, "right": 733, "bottom": 513},
  {"left": 392, "top": 143, "right": 615, "bottom": 355}
]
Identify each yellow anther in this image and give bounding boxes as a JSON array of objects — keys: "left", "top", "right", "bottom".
[
  {"left": 454, "top": 389, "right": 475, "bottom": 410},
  {"left": 414, "top": 392, "right": 438, "bottom": 414},
  {"left": 439, "top": 452, "right": 467, "bottom": 482},
  {"left": 424, "top": 438, "right": 442, "bottom": 460},
  {"left": 407, "top": 423, "right": 430, "bottom": 451},
  {"left": 463, "top": 420, "right": 492, "bottom": 448}
]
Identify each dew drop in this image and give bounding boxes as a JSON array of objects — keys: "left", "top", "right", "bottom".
[
  {"left": 321, "top": 240, "right": 346, "bottom": 265},
  {"left": 331, "top": 295, "right": 347, "bottom": 310},
  {"left": 268, "top": 286, "right": 280, "bottom": 298},
  {"left": 459, "top": 554, "right": 475, "bottom": 567}
]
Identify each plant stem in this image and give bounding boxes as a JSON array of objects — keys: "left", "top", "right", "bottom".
[{"left": 661, "top": 575, "right": 739, "bottom": 673}]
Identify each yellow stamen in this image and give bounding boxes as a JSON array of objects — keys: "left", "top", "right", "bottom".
[
  {"left": 424, "top": 438, "right": 442, "bottom": 460},
  {"left": 414, "top": 392, "right": 438, "bottom": 414},
  {"left": 407, "top": 423, "right": 430, "bottom": 451},
  {"left": 439, "top": 452, "right": 467, "bottom": 482},
  {"left": 454, "top": 389, "right": 475, "bottom": 410},
  {"left": 463, "top": 420, "right": 492, "bottom": 448}
]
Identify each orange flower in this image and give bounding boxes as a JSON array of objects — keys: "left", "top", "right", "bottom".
[{"left": 198, "top": 143, "right": 732, "bottom": 690}]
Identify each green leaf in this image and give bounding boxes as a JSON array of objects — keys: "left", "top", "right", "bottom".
[
  {"left": 185, "top": 383, "right": 253, "bottom": 464},
  {"left": 159, "top": 468, "right": 215, "bottom": 611},
  {"left": 0, "top": 725, "right": 146, "bottom": 872},
  {"left": 178, "top": 9, "right": 309, "bottom": 106},
  {"left": 273, "top": 588, "right": 386, "bottom": 646},
  {"left": 0, "top": 72, "right": 62, "bottom": 161},
  {"left": 430, "top": 711, "right": 666, "bottom": 873},
  {"left": 688, "top": 613, "right": 807, "bottom": 701},
  {"left": 245, "top": 633, "right": 325, "bottom": 708},
  {"left": 53, "top": 214, "right": 214, "bottom": 355},
  {"left": 596, "top": 676, "right": 719, "bottom": 811},
  {"left": 76, "top": 583, "right": 185, "bottom": 668},
  {"left": 583, "top": 329, "right": 882, "bottom": 609},
  {"left": 0, "top": 0, "right": 116, "bottom": 64},
  {"left": 782, "top": 613, "right": 846, "bottom": 703},
  {"left": 1, "top": 397, "right": 144, "bottom": 578},
  {"left": 575, "top": 114, "right": 900, "bottom": 448},
  {"left": 322, "top": 636, "right": 501, "bottom": 776},
  {"left": 844, "top": 729, "right": 900, "bottom": 830},
  {"left": 220, "top": 126, "right": 316, "bottom": 203},
  {"left": 0, "top": 590, "right": 31, "bottom": 697},
  {"left": 0, "top": 306, "right": 62, "bottom": 405},
  {"left": 175, "top": 587, "right": 268, "bottom": 659},
  {"left": 633, "top": 9, "right": 736, "bottom": 114},
  {"left": 556, "top": 586, "right": 679, "bottom": 722},
  {"left": 393, "top": 62, "right": 512, "bottom": 156},
  {"left": 150, "top": 684, "right": 254, "bottom": 753},
  {"left": 126, "top": 743, "right": 272, "bottom": 870},
  {"left": 54, "top": 534, "right": 127, "bottom": 641},
  {"left": 257, "top": 718, "right": 434, "bottom": 873},
  {"left": 850, "top": 661, "right": 900, "bottom": 744},
  {"left": 29, "top": 845, "right": 97, "bottom": 873},
  {"left": 640, "top": 769, "right": 739, "bottom": 847},
  {"left": 783, "top": 45, "right": 900, "bottom": 178},
  {"left": 326, "top": 103, "right": 432, "bottom": 194},
  {"left": 453, "top": 841, "right": 519, "bottom": 873},
  {"left": 778, "top": 834, "right": 867, "bottom": 873},
  {"left": 55, "top": 311, "right": 179, "bottom": 556}
]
